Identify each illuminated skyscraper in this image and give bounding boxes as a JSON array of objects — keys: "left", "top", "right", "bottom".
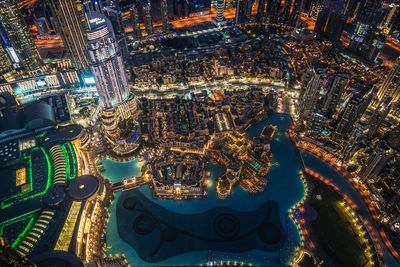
[
  {"left": 358, "top": 144, "right": 392, "bottom": 181},
  {"left": 309, "top": 111, "right": 326, "bottom": 136},
  {"left": 340, "top": 122, "right": 366, "bottom": 163},
  {"left": 314, "top": 8, "right": 329, "bottom": 37},
  {"left": 382, "top": 3, "right": 399, "bottom": 35},
  {"left": 87, "top": 12, "right": 129, "bottom": 109},
  {"left": 215, "top": 0, "right": 225, "bottom": 24},
  {"left": 298, "top": 65, "right": 326, "bottom": 124},
  {"left": 332, "top": 87, "right": 375, "bottom": 140},
  {"left": 348, "top": 0, "right": 384, "bottom": 62},
  {"left": 377, "top": 57, "right": 400, "bottom": 103},
  {"left": 367, "top": 97, "right": 392, "bottom": 137},
  {"left": 102, "top": 2, "right": 129, "bottom": 62},
  {"left": 322, "top": 72, "right": 349, "bottom": 117},
  {"left": 161, "top": 0, "right": 169, "bottom": 31},
  {"left": 130, "top": 4, "right": 142, "bottom": 39},
  {"left": 0, "top": 0, "right": 42, "bottom": 72},
  {"left": 47, "top": 0, "right": 90, "bottom": 72},
  {"left": 143, "top": 4, "right": 154, "bottom": 34}
]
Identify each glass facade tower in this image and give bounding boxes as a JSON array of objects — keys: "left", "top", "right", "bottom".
[{"left": 87, "top": 12, "right": 129, "bottom": 109}]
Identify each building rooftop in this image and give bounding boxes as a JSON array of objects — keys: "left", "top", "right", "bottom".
[{"left": 67, "top": 175, "right": 99, "bottom": 200}]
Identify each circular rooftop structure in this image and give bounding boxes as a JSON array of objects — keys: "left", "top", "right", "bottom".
[
  {"left": 43, "top": 186, "right": 65, "bottom": 207},
  {"left": 67, "top": 175, "right": 99, "bottom": 200}
]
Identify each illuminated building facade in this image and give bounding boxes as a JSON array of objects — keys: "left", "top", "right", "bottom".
[
  {"left": 322, "top": 72, "right": 349, "bottom": 117},
  {"left": 102, "top": 3, "right": 129, "bottom": 62},
  {"left": 309, "top": 111, "right": 326, "bottom": 136},
  {"left": 143, "top": 4, "right": 154, "bottom": 35},
  {"left": 161, "top": 0, "right": 169, "bottom": 31},
  {"left": 215, "top": 0, "right": 225, "bottom": 24},
  {"left": 358, "top": 144, "right": 392, "bottom": 181},
  {"left": 130, "top": 4, "right": 142, "bottom": 39},
  {"left": 298, "top": 65, "right": 326, "bottom": 124},
  {"left": 87, "top": 12, "right": 129, "bottom": 109},
  {"left": 381, "top": 3, "right": 399, "bottom": 35},
  {"left": 340, "top": 122, "right": 366, "bottom": 163},
  {"left": 47, "top": 0, "right": 90, "bottom": 72},
  {"left": 332, "top": 87, "right": 374, "bottom": 140},
  {"left": 377, "top": 56, "right": 400, "bottom": 104},
  {"left": 348, "top": 0, "right": 384, "bottom": 62},
  {"left": 0, "top": 0, "right": 42, "bottom": 73},
  {"left": 367, "top": 96, "right": 392, "bottom": 137}
]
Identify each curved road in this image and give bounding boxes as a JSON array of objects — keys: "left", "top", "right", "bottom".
[{"left": 302, "top": 151, "right": 399, "bottom": 267}]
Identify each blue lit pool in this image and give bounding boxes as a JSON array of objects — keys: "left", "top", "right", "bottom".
[
  {"left": 97, "top": 158, "right": 142, "bottom": 183},
  {"left": 104, "top": 114, "right": 305, "bottom": 266}
]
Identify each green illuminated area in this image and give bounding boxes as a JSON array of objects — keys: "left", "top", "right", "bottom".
[
  {"left": 0, "top": 142, "right": 77, "bottom": 209},
  {"left": 61, "top": 142, "right": 77, "bottom": 180},
  {"left": 0, "top": 139, "right": 80, "bottom": 250},
  {"left": 11, "top": 217, "right": 35, "bottom": 248},
  {"left": 1, "top": 147, "right": 52, "bottom": 209},
  {"left": 0, "top": 212, "right": 37, "bottom": 248},
  {"left": 0, "top": 155, "right": 33, "bottom": 206}
]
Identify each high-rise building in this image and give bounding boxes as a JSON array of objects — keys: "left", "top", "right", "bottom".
[
  {"left": 215, "top": 0, "right": 226, "bottom": 24},
  {"left": 364, "top": 32, "right": 385, "bottom": 63},
  {"left": 356, "top": 0, "right": 383, "bottom": 26},
  {"left": 266, "top": 0, "right": 281, "bottom": 23},
  {"left": 332, "top": 87, "right": 375, "bottom": 140},
  {"left": 161, "top": 0, "right": 169, "bottom": 31},
  {"left": 377, "top": 56, "right": 400, "bottom": 103},
  {"left": 322, "top": 72, "right": 349, "bottom": 117},
  {"left": 298, "top": 65, "right": 326, "bottom": 124},
  {"left": 47, "top": 0, "right": 90, "bottom": 72},
  {"left": 340, "top": 122, "right": 366, "bottom": 163},
  {"left": 130, "top": 4, "right": 142, "bottom": 39},
  {"left": 256, "top": 0, "right": 266, "bottom": 22},
  {"left": 0, "top": 0, "right": 43, "bottom": 72},
  {"left": 388, "top": 126, "right": 400, "bottom": 151},
  {"left": 314, "top": 8, "right": 329, "bottom": 37},
  {"left": 381, "top": 3, "right": 399, "bottom": 35},
  {"left": 102, "top": 2, "right": 129, "bottom": 62},
  {"left": 282, "top": 0, "right": 303, "bottom": 26},
  {"left": 309, "top": 111, "right": 326, "bottom": 136},
  {"left": 367, "top": 97, "right": 392, "bottom": 137},
  {"left": 358, "top": 144, "right": 392, "bottom": 181},
  {"left": 235, "top": 0, "right": 253, "bottom": 24},
  {"left": 86, "top": 12, "right": 129, "bottom": 109},
  {"left": 143, "top": 4, "right": 154, "bottom": 34},
  {"left": 348, "top": 0, "right": 384, "bottom": 62},
  {"left": 324, "top": 11, "right": 346, "bottom": 41}
]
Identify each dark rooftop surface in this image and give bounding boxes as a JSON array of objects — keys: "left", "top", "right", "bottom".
[{"left": 67, "top": 175, "right": 99, "bottom": 200}]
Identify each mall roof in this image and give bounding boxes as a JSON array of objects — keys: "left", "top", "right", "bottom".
[
  {"left": 67, "top": 175, "right": 99, "bottom": 200},
  {"left": 0, "top": 101, "right": 55, "bottom": 139}
]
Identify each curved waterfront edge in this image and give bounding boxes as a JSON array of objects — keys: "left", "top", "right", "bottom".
[
  {"left": 300, "top": 149, "right": 400, "bottom": 267},
  {"left": 103, "top": 113, "right": 307, "bottom": 266}
]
